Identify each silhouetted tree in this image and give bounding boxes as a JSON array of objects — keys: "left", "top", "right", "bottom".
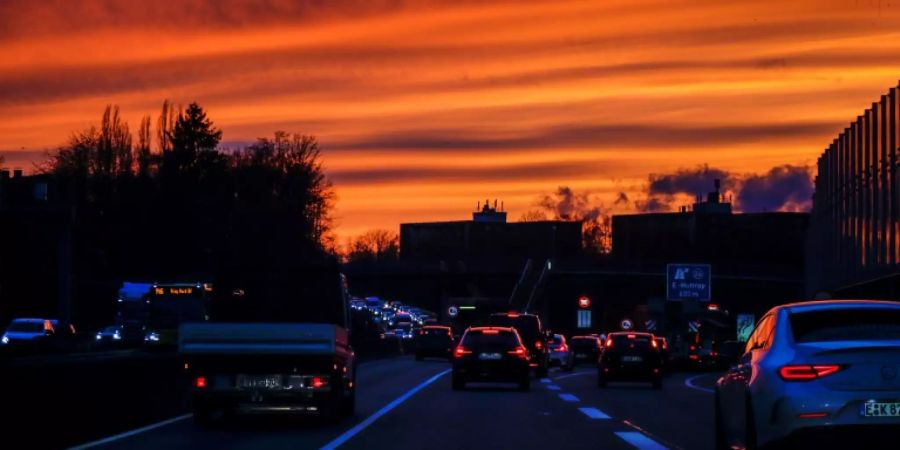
[
  {"left": 531, "top": 186, "right": 611, "bottom": 254},
  {"left": 345, "top": 229, "right": 400, "bottom": 263},
  {"left": 136, "top": 115, "right": 152, "bottom": 177},
  {"left": 156, "top": 100, "right": 177, "bottom": 155},
  {"left": 519, "top": 210, "right": 549, "bottom": 222},
  {"left": 168, "top": 102, "right": 221, "bottom": 171}
]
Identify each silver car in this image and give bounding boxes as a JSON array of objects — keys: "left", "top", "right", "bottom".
[
  {"left": 548, "top": 334, "right": 574, "bottom": 371},
  {"left": 715, "top": 300, "right": 900, "bottom": 449}
]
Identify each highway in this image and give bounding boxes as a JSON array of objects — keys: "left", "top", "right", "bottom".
[{"left": 70, "top": 357, "right": 719, "bottom": 450}]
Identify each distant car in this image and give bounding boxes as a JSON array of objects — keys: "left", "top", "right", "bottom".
[
  {"left": 388, "top": 314, "right": 413, "bottom": 328},
  {"left": 2, "top": 318, "right": 56, "bottom": 346},
  {"left": 715, "top": 300, "right": 900, "bottom": 450},
  {"left": 391, "top": 322, "right": 414, "bottom": 340},
  {"left": 570, "top": 336, "right": 603, "bottom": 366},
  {"left": 452, "top": 327, "right": 531, "bottom": 391},
  {"left": 415, "top": 325, "right": 454, "bottom": 360},
  {"left": 95, "top": 325, "right": 125, "bottom": 344},
  {"left": 548, "top": 334, "right": 574, "bottom": 371},
  {"left": 487, "top": 312, "right": 550, "bottom": 377},
  {"left": 598, "top": 332, "right": 664, "bottom": 389}
]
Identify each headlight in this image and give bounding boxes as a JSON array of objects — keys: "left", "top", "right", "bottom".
[
  {"left": 95, "top": 333, "right": 102, "bottom": 340},
  {"left": 145, "top": 332, "right": 160, "bottom": 342},
  {"left": 1, "top": 335, "right": 9, "bottom": 344},
  {"left": 113, "top": 332, "right": 122, "bottom": 340}
]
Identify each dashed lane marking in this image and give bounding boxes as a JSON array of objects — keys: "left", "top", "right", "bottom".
[
  {"left": 540, "top": 378, "right": 551, "bottom": 383},
  {"left": 615, "top": 431, "right": 668, "bottom": 450},
  {"left": 554, "top": 370, "right": 592, "bottom": 381},
  {"left": 545, "top": 384, "right": 561, "bottom": 391},
  {"left": 558, "top": 393, "right": 580, "bottom": 402},
  {"left": 578, "top": 407, "right": 611, "bottom": 419}
]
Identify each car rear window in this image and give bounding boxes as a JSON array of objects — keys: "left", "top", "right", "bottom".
[
  {"left": 789, "top": 308, "right": 900, "bottom": 343},
  {"left": 487, "top": 315, "right": 540, "bottom": 341},
  {"left": 608, "top": 334, "right": 653, "bottom": 351},
  {"left": 462, "top": 330, "right": 520, "bottom": 347},
  {"left": 7, "top": 321, "right": 45, "bottom": 332}
]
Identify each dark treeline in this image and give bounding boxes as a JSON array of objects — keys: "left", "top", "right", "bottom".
[{"left": 39, "top": 101, "right": 337, "bottom": 327}]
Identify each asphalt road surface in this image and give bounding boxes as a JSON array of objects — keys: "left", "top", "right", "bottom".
[{"left": 70, "top": 357, "right": 720, "bottom": 450}]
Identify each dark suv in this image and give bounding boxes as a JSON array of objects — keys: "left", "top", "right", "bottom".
[
  {"left": 415, "top": 325, "right": 454, "bottom": 360},
  {"left": 451, "top": 327, "right": 531, "bottom": 391},
  {"left": 487, "top": 312, "right": 549, "bottom": 377},
  {"left": 598, "top": 332, "right": 663, "bottom": 389}
]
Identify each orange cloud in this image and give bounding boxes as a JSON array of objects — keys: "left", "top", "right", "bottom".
[{"left": 1, "top": 0, "right": 899, "bottom": 237}]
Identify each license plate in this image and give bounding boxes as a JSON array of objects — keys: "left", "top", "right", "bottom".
[
  {"left": 479, "top": 352, "right": 502, "bottom": 360},
  {"left": 622, "top": 356, "right": 643, "bottom": 363},
  {"left": 861, "top": 402, "right": 900, "bottom": 417},
  {"left": 237, "top": 375, "right": 282, "bottom": 390}
]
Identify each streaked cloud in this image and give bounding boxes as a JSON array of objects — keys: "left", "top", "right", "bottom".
[{"left": 0, "top": 0, "right": 898, "bottom": 236}]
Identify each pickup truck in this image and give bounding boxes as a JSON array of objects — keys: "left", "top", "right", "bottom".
[{"left": 178, "top": 270, "right": 356, "bottom": 425}]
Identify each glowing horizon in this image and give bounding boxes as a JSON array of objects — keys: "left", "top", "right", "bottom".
[{"left": 1, "top": 0, "right": 899, "bottom": 238}]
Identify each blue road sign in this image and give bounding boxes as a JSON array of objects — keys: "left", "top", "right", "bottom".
[{"left": 667, "top": 263, "right": 711, "bottom": 301}]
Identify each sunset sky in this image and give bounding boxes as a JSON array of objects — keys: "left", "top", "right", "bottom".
[{"left": 2, "top": 0, "right": 900, "bottom": 238}]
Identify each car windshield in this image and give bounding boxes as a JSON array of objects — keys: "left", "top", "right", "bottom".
[
  {"left": 7, "top": 321, "right": 44, "bottom": 332},
  {"left": 789, "top": 307, "right": 900, "bottom": 343},
  {"left": 571, "top": 338, "right": 598, "bottom": 348},
  {"left": 462, "top": 330, "right": 520, "bottom": 348}
]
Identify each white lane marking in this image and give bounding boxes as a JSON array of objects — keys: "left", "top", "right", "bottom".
[
  {"left": 540, "top": 378, "right": 551, "bottom": 383},
  {"left": 615, "top": 431, "right": 668, "bottom": 450},
  {"left": 578, "top": 407, "right": 611, "bottom": 419},
  {"left": 68, "top": 414, "right": 193, "bottom": 450},
  {"left": 558, "top": 393, "right": 580, "bottom": 402},
  {"left": 544, "top": 384, "right": 561, "bottom": 391},
  {"left": 319, "top": 369, "right": 451, "bottom": 450},
  {"left": 554, "top": 371, "right": 591, "bottom": 381},
  {"left": 683, "top": 374, "right": 715, "bottom": 394}
]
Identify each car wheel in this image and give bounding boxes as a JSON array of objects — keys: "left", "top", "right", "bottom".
[
  {"left": 452, "top": 373, "right": 465, "bottom": 390},
  {"left": 713, "top": 390, "right": 728, "bottom": 450},
  {"left": 341, "top": 384, "right": 356, "bottom": 417},
  {"left": 745, "top": 394, "right": 759, "bottom": 450},
  {"left": 519, "top": 376, "right": 531, "bottom": 391},
  {"left": 192, "top": 404, "right": 215, "bottom": 427}
]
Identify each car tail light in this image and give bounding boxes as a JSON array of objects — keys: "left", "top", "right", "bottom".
[
  {"left": 779, "top": 365, "right": 843, "bottom": 381},
  {"left": 454, "top": 346, "right": 472, "bottom": 358},
  {"left": 195, "top": 377, "right": 207, "bottom": 388},
  {"left": 508, "top": 346, "right": 528, "bottom": 359},
  {"left": 534, "top": 340, "right": 543, "bottom": 350},
  {"left": 482, "top": 329, "right": 499, "bottom": 335},
  {"left": 627, "top": 334, "right": 636, "bottom": 339},
  {"left": 651, "top": 339, "right": 658, "bottom": 349},
  {"left": 557, "top": 344, "right": 568, "bottom": 352},
  {"left": 311, "top": 376, "right": 328, "bottom": 389},
  {"left": 605, "top": 338, "right": 613, "bottom": 348}
]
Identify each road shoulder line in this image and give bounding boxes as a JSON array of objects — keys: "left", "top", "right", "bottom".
[
  {"left": 319, "top": 368, "right": 451, "bottom": 450},
  {"left": 68, "top": 414, "right": 192, "bottom": 450}
]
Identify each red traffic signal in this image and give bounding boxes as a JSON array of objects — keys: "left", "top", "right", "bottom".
[{"left": 578, "top": 296, "right": 591, "bottom": 309}]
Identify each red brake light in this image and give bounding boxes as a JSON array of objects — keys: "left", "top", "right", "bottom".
[
  {"left": 627, "top": 334, "right": 636, "bottom": 339},
  {"left": 605, "top": 338, "right": 613, "bottom": 348},
  {"left": 507, "top": 312, "right": 519, "bottom": 318},
  {"left": 508, "top": 346, "right": 528, "bottom": 358},
  {"left": 482, "top": 329, "right": 499, "bottom": 335},
  {"left": 311, "top": 376, "right": 328, "bottom": 389},
  {"left": 195, "top": 377, "right": 207, "bottom": 388},
  {"left": 779, "top": 365, "right": 843, "bottom": 381},
  {"left": 534, "top": 340, "right": 543, "bottom": 350},
  {"left": 454, "top": 346, "right": 472, "bottom": 358},
  {"left": 651, "top": 339, "right": 658, "bottom": 349},
  {"left": 558, "top": 344, "right": 568, "bottom": 352}
]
